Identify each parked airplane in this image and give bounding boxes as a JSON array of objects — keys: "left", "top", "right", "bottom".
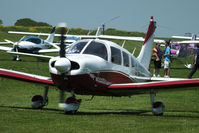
[
  {"left": 1, "top": 17, "right": 199, "bottom": 116},
  {"left": 0, "top": 27, "right": 59, "bottom": 61}
]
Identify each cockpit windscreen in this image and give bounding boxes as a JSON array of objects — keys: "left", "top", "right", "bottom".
[
  {"left": 21, "top": 36, "right": 41, "bottom": 44},
  {"left": 67, "top": 41, "right": 88, "bottom": 54},
  {"left": 83, "top": 41, "right": 108, "bottom": 60}
]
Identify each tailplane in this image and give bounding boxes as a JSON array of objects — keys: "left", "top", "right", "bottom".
[
  {"left": 137, "top": 16, "right": 156, "bottom": 68},
  {"left": 46, "top": 26, "right": 56, "bottom": 43}
]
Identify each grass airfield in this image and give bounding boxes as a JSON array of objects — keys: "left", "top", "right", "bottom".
[{"left": 0, "top": 37, "right": 199, "bottom": 132}]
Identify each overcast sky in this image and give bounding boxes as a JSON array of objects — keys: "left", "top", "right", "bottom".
[{"left": 0, "top": 0, "right": 198, "bottom": 37}]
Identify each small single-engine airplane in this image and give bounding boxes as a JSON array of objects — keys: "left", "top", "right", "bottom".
[
  {"left": 0, "top": 27, "right": 59, "bottom": 61},
  {"left": 169, "top": 34, "right": 197, "bottom": 58},
  {"left": 1, "top": 17, "right": 199, "bottom": 116},
  {"left": 167, "top": 34, "right": 199, "bottom": 68}
]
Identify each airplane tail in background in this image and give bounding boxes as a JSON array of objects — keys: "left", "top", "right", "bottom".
[
  {"left": 192, "top": 34, "right": 197, "bottom": 40},
  {"left": 190, "top": 34, "right": 197, "bottom": 48},
  {"left": 46, "top": 27, "right": 56, "bottom": 43},
  {"left": 137, "top": 16, "right": 156, "bottom": 69}
]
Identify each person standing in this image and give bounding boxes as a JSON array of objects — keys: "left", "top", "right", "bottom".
[
  {"left": 188, "top": 44, "right": 199, "bottom": 79},
  {"left": 164, "top": 41, "right": 171, "bottom": 78},
  {"left": 152, "top": 43, "right": 162, "bottom": 77}
]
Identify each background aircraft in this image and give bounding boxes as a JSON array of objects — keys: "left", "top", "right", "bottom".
[
  {"left": 0, "top": 27, "right": 59, "bottom": 61},
  {"left": 1, "top": 17, "right": 199, "bottom": 116},
  {"left": 169, "top": 34, "right": 199, "bottom": 68}
]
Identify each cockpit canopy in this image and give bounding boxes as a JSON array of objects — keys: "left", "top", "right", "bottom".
[
  {"left": 67, "top": 40, "right": 108, "bottom": 60},
  {"left": 21, "top": 36, "right": 42, "bottom": 44}
]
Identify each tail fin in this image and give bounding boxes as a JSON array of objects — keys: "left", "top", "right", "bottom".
[
  {"left": 46, "top": 26, "right": 56, "bottom": 43},
  {"left": 190, "top": 34, "right": 197, "bottom": 48},
  {"left": 95, "top": 26, "right": 102, "bottom": 36},
  {"left": 192, "top": 34, "right": 197, "bottom": 40},
  {"left": 137, "top": 16, "right": 156, "bottom": 68}
]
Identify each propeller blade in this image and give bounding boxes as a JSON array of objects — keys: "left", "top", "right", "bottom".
[
  {"left": 4, "top": 39, "right": 15, "bottom": 45},
  {"left": 49, "top": 42, "right": 60, "bottom": 50},
  {"left": 57, "top": 23, "right": 67, "bottom": 104},
  {"left": 59, "top": 27, "right": 66, "bottom": 57}
]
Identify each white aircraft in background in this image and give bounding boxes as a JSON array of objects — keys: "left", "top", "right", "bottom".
[
  {"left": 0, "top": 27, "right": 59, "bottom": 61},
  {"left": 170, "top": 34, "right": 199, "bottom": 68},
  {"left": 1, "top": 17, "right": 199, "bottom": 116}
]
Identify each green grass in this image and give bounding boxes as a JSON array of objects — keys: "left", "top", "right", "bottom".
[{"left": 0, "top": 33, "right": 199, "bottom": 133}]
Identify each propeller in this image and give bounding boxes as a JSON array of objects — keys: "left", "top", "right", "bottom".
[
  {"left": 4, "top": 39, "right": 21, "bottom": 60},
  {"left": 56, "top": 23, "right": 69, "bottom": 105}
]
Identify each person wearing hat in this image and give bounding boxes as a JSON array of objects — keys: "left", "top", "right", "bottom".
[
  {"left": 163, "top": 41, "right": 171, "bottom": 78},
  {"left": 152, "top": 43, "right": 162, "bottom": 77}
]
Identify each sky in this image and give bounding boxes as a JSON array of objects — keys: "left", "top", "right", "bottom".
[{"left": 0, "top": 0, "right": 198, "bottom": 37}]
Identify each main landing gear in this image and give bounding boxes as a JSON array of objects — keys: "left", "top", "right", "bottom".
[
  {"left": 31, "top": 86, "right": 81, "bottom": 114},
  {"left": 31, "top": 86, "right": 49, "bottom": 109},
  {"left": 150, "top": 92, "right": 165, "bottom": 116}
]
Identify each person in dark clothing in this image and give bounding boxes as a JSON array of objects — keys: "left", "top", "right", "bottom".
[
  {"left": 188, "top": 44, "right": 199, "bottom": 79},
  {"left": 152, "top": 43, "right": 162, "bottom": 77}
]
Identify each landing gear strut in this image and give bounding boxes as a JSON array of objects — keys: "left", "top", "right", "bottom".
[
  {"left": 150, "top": 92, "right": 165, "bottom": 116},
  {"left": 31, "top": 86, "right": 49, "bottom": 109}
]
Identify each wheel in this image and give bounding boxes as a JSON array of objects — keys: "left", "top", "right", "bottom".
[
  {"left": 11, "top": 56, "right": 17, "bottom": 61},
  {"left": 16, "top": 56, "right": 22, "bottom": 61},
  {"left": 31, "top": 95, "right": 44, "bottom": 109},
  {"left": 64, "top": 96, "right": 81, "bottom": 114},
  {"left": 152, "top": 101, "right": 165, "bottom": 116}
]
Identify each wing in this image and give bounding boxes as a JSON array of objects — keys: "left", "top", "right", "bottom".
[
  {"left": 7, "top": 51, "right": 53, "bottom": 59},
  {"left": 8, "top": 31, "right": 165, "bottom": 43},
  {"left": 172, "top": 36, "right": 199, "bottom": 40},
  {"left": 178, "top": 40, "right": 199, "bottom": 44},
  {"left": 37, "top": 49, "right": 59, "bottom": 53},
  {"left": 0, "top": 68, "right": 54, "bottom": 86},
  {"left": 108, "top": 79, "right": 199, "bottom": 93},
  {"left": 98, "top": 35, "right": 165, "bottom": 43},
  {"left": 0, "top": 46, "right": 12, "bottom": 51},
  {"left": 0, "top": 42, "right": 10, "bottom": 44}
]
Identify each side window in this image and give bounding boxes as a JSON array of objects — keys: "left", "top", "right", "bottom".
[
  {"left": 111, "top": 47, "right": 121, "bottom": 65},
  {"left": 83, "top": 41, "right": 108, "bottom": 60},
  {"left": 122, "top": 51, "right": 129, "bottom": 67},
  {"left": 131, "top": 57, "right": 135, "bottom": 67}
]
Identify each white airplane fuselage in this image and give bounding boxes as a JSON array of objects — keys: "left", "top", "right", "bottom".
[
  {"left": 49, "top": 39, "right": 151, "bottom": 96},
  {"left": 14, "top": 36, "right": 52, "bottom": 53}
]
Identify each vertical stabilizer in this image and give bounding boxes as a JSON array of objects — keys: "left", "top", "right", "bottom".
[
  {"left": 190, "top": 34, "right": 197, "bottom": 48},
  {"left": 192, "top": 34, "right": 197, "bottom": 41},
  {"left": 46, "top": 27, "right": 56, "bottom": 43},
  {"left": 137, "top": 16, "right": 156, "bottom": 68}
]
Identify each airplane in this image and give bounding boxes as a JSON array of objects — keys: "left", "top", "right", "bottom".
[
  {"left": 169, "top": 34, "right": 197, "bottom": 57},
  {"left": 0, "top": 27, "right": 59, "bottom": 61},
  {"left": 1, "top": 16, "right": 199, "bottom": 116},
  {"left": 165, "top": 34, "right": 199, "bottom": 68}
]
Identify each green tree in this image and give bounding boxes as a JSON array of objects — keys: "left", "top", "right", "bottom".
[
  {"left": 0, "top": 19, "right": 3, "bottom": 25},
  {"left": 14, "top": 18, "right": 51, "bottom": 27}
]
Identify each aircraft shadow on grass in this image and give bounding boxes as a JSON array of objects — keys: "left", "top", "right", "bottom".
[{"left": 1, "top": 105, "right": 199, "bottom": 118}]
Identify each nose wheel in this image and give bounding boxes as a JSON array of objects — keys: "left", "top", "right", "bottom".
[
  {"left": 12, "top": 55, "right": 21, "bottom": 61},
  {"left": 64, "top": 92, "right": 82, "bottom": 114}
]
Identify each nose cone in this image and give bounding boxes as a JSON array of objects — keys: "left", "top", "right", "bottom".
[{"left": 54, "top": 58, "right": 71, "bottom": 73}]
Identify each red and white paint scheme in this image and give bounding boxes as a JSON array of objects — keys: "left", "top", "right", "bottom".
[{"left": 1, "top": 16, "right": 199, "bottom": 115}]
